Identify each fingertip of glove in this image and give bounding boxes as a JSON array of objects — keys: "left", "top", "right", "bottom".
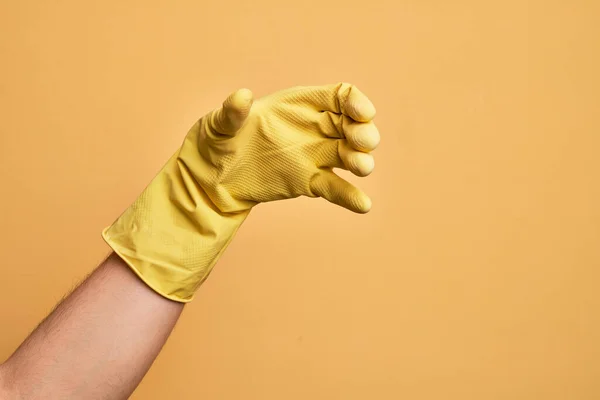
[
  {"left": 347, "top": 86, "right": 376, "bottom": 122},
  {"left": 356, "top": 195, "right": 372, "bottom": 214},
  {"left": 353, "top": 100, "right": 376, "bottom": 123},
  {"left": 224, "top": 88, "right": 253, "bottom": 115},
  {"left": 233, "top": 88, "right": 254, "bottom": 106},
  {"left": 344, "top": 150, "right": 375, "bottom": 177},
  {"left": 355, "top": 153, "right": 375, "bottom": 177}
]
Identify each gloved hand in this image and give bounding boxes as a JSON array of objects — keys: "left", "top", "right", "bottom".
[{"left": 103, "top": 82, "right": 380, "bottom": 302}]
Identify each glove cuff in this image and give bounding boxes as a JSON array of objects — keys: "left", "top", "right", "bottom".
[{"left": 102, "top": 151, "right": 250, "bottom": 303}]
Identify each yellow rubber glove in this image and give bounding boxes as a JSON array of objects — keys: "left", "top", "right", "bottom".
[{"left": 102, "top": 82, "right": 380, "bottom": 302}]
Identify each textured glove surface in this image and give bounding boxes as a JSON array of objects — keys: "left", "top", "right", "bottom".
[{"left": 103, "top": 83, "right": 380, "bottom": 302}]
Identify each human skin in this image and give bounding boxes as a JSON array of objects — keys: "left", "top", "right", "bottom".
[{"left": 0, "top": 253, "right": 184, "bottom": 400}]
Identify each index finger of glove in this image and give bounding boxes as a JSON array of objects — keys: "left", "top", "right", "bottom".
[{"left": 290, "top": 83, "right": 377, "bottom": 122}]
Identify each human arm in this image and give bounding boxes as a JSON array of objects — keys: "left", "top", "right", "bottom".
[
  {"left": 0, "top": 82, "right": 380, "bottom": 399},
  {"left": 0, "top": 253, "right": 183, "bottom": 400}
]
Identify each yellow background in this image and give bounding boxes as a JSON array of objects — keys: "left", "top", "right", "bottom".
[{"left": 1, "top": 0, "right": 599, "bottom": 398}]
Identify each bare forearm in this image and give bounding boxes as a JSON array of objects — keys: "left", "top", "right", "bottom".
[{"left": 0, "top": 253, "right": 184, "bottom": 399}]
